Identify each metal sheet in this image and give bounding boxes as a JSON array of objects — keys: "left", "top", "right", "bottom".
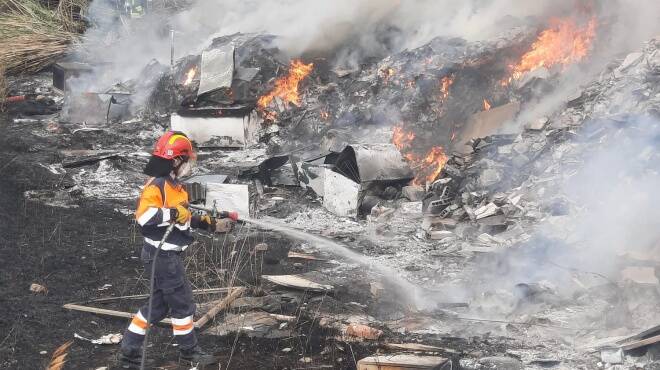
[
  {"left": 197, "top": 44, "right": 235, "bottom": 97},
  {"left": 296, "top": 162, "right": 326, "bottom": 197},
  {"left": 455, "top": 101, "right": 520, "bottom": 153},
  {"left": 170, "top": 113, "right": 245, "bottom": 147},
  {"left": 204, "top": 183, "right": 250, "bottom": 217},
  {"left": 335, "top": 144, "right": 413, "bottom": 183},
  {"left": 323, "top": 169, "right": 360, "bottom": 217}
]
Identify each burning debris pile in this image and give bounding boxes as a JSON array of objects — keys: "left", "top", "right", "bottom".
[{"left": 4, "top": 1, "right": 660, "bottom": 368}]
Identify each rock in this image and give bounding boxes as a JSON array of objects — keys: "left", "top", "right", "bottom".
[
  {"left": 360, "top": 195, "right": 383, "bottom": 214},
  {"left": 478, "top": 169, "right": 502, "bottom": 188},
  {"left": 29, "top": 283, "right": 47, "bottom": 294},
  {"left": 370, "top": 281, "right": 384, "bottom": 299},
  {"left": 402, "top": 185, "right": 425, "bottom": 201},
  {"left": 382, "top": 186, "right": 399, "bottom": 200},
  {"left": 478, "top": 356, "right": 523, "bottom": 370},
  {"left": 254, "top": 243, "right": 269, "bottom": 252}
]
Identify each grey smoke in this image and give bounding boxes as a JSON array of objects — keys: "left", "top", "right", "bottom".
[{"left": 76, "top": 0, "right": 660, "bottom": 93}]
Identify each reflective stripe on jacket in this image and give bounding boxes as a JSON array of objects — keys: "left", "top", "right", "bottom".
[{"left": 135, "top": 177, "right": 193, "bottom": 251}]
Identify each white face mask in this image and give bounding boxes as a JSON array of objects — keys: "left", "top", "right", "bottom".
[{"left": 174, "top": 158, "right": 195, "bottom": 178}]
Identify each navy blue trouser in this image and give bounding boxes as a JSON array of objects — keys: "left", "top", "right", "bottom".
[{"left": 121, "top": 245, "right": 197, "bottom": 354}]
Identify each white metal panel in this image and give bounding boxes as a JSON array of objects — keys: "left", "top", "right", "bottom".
[
  {"left": 323, "top": 169, "right": 360, "bottom": 218},
  {"left": 197, "top": 44, "right": 235, "bottom": 96},
  {"left": 204, "top": 183, "right": 250, "bottom": 217},
  {"left": 171, "top": 114, "right": 245, "bottom": 147}
]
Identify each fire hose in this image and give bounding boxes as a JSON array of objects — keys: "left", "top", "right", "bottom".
[
  {"left": 139, "top": 204, "right": 236, "bottom": 370},
  {"left": 140, "top": 221, "right": 175, "bottom": 370}
]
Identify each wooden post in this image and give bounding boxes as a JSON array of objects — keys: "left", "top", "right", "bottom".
[{"left": 194, "top": 287, "right": 246, "bottom": 329}]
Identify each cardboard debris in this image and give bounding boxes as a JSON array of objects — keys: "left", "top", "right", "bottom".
[
  {"left": 357, "top": 354, "right": 450, "bottom": 370},
  {"left": 345, "top": 323, "right": 383, "bottom": 340},
  {"left": 262, "top": 274, "right": 333, "bottom": 292}
]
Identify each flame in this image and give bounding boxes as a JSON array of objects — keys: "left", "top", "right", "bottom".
[
  {"left": 483, "top": 99, "right": 491, "bottom": 111},
  {"left": 257, "top": 59, "right": 314, "bottom": 119},
  {"left": 380, "top": 67, "right": 396, "bottom": 83},
  {"left": 509, "top": 17, "right": 597, "bottom": 81},
  {"left": 413, "top": 147, "right": 448, "bottom": 185},
  {"left": 392, "top": 125, "right": 415, "bottom": 150},
  {"left": 440, "top": 75, "right": 454, "bottom": 99},
  {"left": 392, "top": 126, "right": 448, "bottom": 185},
  {"left": 183, "top": 67, "right": 197, "bottom": 86}
]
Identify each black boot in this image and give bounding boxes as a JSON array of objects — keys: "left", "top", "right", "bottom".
[
  {"left": 180, "top": 345, "right": 217, "bottom": 366},
  {"left": 116, "top": 348, "right": 154, "bottom": 369}
]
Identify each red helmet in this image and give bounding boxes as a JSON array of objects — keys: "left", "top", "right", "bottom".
[{"left": 152, "top": 131, "right": 196, "bottom": 160}]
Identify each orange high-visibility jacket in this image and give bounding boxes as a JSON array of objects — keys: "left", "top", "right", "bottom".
[{"left": 135, "top": 177, "right": 202, "bottom": 251}]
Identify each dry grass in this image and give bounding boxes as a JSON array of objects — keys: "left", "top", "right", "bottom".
[
  {"left": 0, "top": 0, "right": 88, "bottom": 74},
  {"left": 46, "top": 341, "right": 72, "bottom": 370}
]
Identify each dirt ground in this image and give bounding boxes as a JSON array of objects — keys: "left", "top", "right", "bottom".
[{"left": 0, "top": 110, "right": 383, "bottom": 369}]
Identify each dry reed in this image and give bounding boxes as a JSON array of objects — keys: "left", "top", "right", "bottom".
[{"left": 0, "top": 0, "right": 88, "bottom": 74}]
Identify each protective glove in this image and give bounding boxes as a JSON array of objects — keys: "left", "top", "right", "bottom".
[{"left": 172, "top": 203, "right": 191, "bottom": 224}]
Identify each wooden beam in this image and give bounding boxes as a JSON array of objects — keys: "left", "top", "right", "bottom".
[
  {"left": 85, "top": 287, "right": 238, "bottom": 303},
  {"left": 62, "top": 303, "right": 172, "bottom": 325},
  {"left": 621, "top": 334, "right": 660, "bottom": 351},
  {"left": 194, "top": 287, "right": 246, "bottom": 329}
]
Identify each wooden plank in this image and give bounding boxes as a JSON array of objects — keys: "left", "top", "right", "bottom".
[
  {"left": 357, "top": 354, "right": 449, "bottom": 370},
  {"left": 62, "top": 303, "right": 172, "bottom": 325},
  {"left": 262, "top": 274, "right": 333, "bottom": 292},
  {"left": 194, "top": 287, "right": 246, "bottom": 329},
  {"left": 383, "top": 343, "right": 459, "bottom": 354},
  {"left": 287, "top": 251, "right": 326, "bottom": 261},
  {"left": 621, "top": 334, "right": 660, "bottom": 351},
  {"left": 86, "top": 287, "right": 237, "bottom": 303}
]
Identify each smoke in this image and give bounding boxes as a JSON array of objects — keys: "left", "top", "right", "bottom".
[{"left": 459, "top": 116, "right": 660, "bottom": 323}]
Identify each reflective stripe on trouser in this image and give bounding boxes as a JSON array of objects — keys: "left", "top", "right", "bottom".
[
  {"left": 121, "top": 248, "right": 197, "bottom": 352},
  {"left": 171, "top": 315, "right": 194, "bottom": 335},
  {"left": 128, "top": 310, "right": 148, "bottom": 335}
]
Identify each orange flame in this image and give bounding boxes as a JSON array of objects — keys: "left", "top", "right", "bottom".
[
  {"left": 380, "top": 67, "right": 396, "bottom": 83},
  {"left": 392, "top": 126, "right": 448, "bottom": 185},
  {"left": 440, "top": 75, "right": 454, "bottom": 99},
  {"left": 483, "top": 99, "right": 491, "bottom": 111},
  {"left": 413, "top": 147, "right": 448, "bottom": 185},
  {"left": 258, "top": 59, "right": 314, "bottom": 119},
  {"left": 183, "top": 67, "right": 197, "bottom": 86},
  {"left": 392, "top": 125, "right": 415, "bottom": 150},
  {"left": 509, "top": 17, "right": 597, "bottom": 81}
]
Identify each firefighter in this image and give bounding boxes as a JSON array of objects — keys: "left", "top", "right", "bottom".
[{"left": 118, "top": 131, "right": 238, "bottom": 368}]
